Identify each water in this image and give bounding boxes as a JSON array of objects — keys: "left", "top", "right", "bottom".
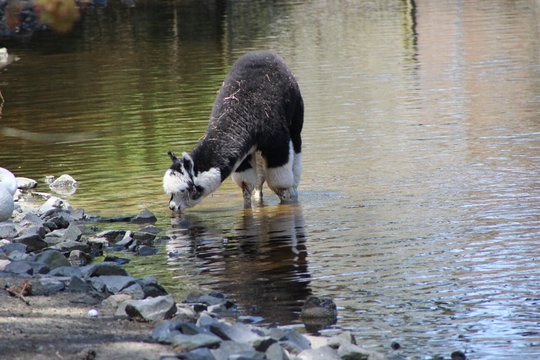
[{"left": 2, "top": 0, "right": 540, "bottom": 358}]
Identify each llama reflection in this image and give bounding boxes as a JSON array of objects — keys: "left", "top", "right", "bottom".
[{"left": 168, "top": 204, "right": 311, "bottom": 324}]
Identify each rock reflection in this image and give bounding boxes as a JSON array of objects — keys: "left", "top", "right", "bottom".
[{"left": 168, "top": 204, "right": 311, "bottom": 324}]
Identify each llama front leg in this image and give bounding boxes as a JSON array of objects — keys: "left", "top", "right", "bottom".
[
  {"left": 252, "top": 151, "right": 265, "bottom": 205},
  {"left": 232, "top": 155, "right": 257, "bottom": 208}
]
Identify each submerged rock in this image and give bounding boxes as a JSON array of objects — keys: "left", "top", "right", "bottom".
[{"left": 46, "top": 174, "right": 79, "bottom": 195}]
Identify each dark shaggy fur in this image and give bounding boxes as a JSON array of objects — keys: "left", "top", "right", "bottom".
[{"left": 164, "top": 51, "right": 304, "bottom": 211}]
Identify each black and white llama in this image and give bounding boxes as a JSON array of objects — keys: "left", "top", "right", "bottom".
[{"left": 163, "top": 51, "right": 304, "bottom": 212}]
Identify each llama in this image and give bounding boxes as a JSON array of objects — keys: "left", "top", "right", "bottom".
[{"left": 163, "top": 51, "right": 304, "bottom": 212}]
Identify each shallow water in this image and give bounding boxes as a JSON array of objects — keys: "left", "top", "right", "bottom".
[{"left": 2, "top": 0, "right": 540, "bottom": 358}]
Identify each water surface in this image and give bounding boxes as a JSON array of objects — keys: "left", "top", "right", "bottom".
[{"left": 1, "top": 1, "right": 540, "bottom": 358}]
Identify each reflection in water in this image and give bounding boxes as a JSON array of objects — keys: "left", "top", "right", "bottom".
[{"left": 167, "top": 204, "right": 311, "bottom": 324}]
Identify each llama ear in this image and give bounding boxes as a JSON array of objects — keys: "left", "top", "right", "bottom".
[
  {"left": 167, "top": 151, "right": 178, "bottom": 163},
  {"left": 182, "top": 153, "right": 194, "bottom": 174}
]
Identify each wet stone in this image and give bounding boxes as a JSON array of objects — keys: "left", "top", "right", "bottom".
[
  {"left": 95, "top": 230, "right": 126, "bottom": 243},
  {"left": 35, "top": 249, "right": 70, "bottom": 269},
  {"left": 49, "top": 266, "right": 84, "bottom": 278},
  {"left": 337, "top": 342, "right": 385, "bottom": 360},
  {"left": 89, "top": 275, "right": 136, "bottom": 294},
  {"left": 210, "top": 341, "right": 256, "bottom": 360},
  {"left": 137, "top": 245, "right": 159, "bottom": 256},
  {"left": 49, "top": 240, "right": 91, "bottom": 253},
  {"left": 297, "top": 346, "right": 340, "bottom": 360},
  {"left": 123, "top": 294, "right": 177, "bottom": 321},
  {"left": 0, "top": 242, "right": 27, "bottom": 256},
  {"left": 103, "top": 255, "right": 130, "bottom": 266},
  {"left": 68, "top": 250, "right": 91, "bottom": 267},
  {"left": 4, "top": 260, "right": 49, "bottom": 275},
  {"left": 37, "top": 276, "right": 66, "bottom": 295},
  {"left": 81, "top": 262, "right": 129, "bottom": 278},
  {"left": 137, "top": 276, "right": 169, "bottom": 298},
  {"left": 0, "top": 222, "right": 19, "bottom": 239},
  {"left": 176, "top": 347, "right": 215, "bottom": 360},
  {"left": 13, "top": 233, "right": 48, "bottom": 252},
  {"left": 170, "top": 333, "right": 223, "bottom": 352},
  {"left": 130, "top": 208, "right": 157, "bottom": 224}
]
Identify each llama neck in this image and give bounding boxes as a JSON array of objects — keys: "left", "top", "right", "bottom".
[
  {"left": 191, "top": 124, "right": 252, "bottom": 181},
  {"left": 194, "top": 167, "right": 222, "bottom": 196}
]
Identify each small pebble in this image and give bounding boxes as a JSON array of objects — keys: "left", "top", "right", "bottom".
[{"left": 88, "top": 309, "right": 99, "bottom": 317}]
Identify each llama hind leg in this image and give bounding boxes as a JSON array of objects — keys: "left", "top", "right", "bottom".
[
  {"left": 232, "top": 155, "right": 257, "bottom": 208},
  {"left": 265, "top": 142, "right": 298, "bottom": 203}
]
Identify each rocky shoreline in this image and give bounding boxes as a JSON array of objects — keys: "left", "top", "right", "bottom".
[{"left": 0, "top": 176, "right": 390, "bottom": 360}]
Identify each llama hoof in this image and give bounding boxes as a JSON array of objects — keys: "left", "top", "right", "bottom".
[{"left": 277, "top": 188, "right": 298, "bottom": 203}]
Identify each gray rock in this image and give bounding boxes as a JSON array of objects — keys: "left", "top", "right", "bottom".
[
  {"left": 139, "top": 225, "right": 162, "bottom": 235},
  {"left": 35, "top": 250, "right": 70, "bottom": 269},
  {"left": 297, "top": 346, "right": 340, "bottom": 360},
  {"left": 137, "top": 245, "right": 159, "bottom": 256},
  {"left": 130, "top": 208, "right": 157, "bottom": 224},
  {"left": 210, "top": 341, "right": 255, "bottom": 360},
  {"left": 196, "top": 312, "right": 222, "bottom": 328},
  {"left": 327, "top": 331, "right": 357, "bottom": 348},
  {"left": 133, "top": 231, "right": 156, "bottom": 245},
  {"left": 337, "top": 342, "right": 385, "bottom": 360},
  {"left": 39, "top": 196, "right": 71, "bottom": 215},
  {"left": 50, "top": 266, "right": 83, "bottom": 278},
  {"left": 0, "top": 222, "right": 19, "bottom": 239},
  {"left": 123, "top": 294, "right": 177, "bottom": 321},
  {"left": 90, "top": 275, "right": 136, "bottom": 294},
  {"left": 136, "top": 276, "right": 168, "bottom": 298},
  {"left": 265, "top": 342, "right": 291, "bottom": 360},
  {"left": 170, "top": 333, "right": 223, "bottom": 352},
  {"left": 16, "top": 177, "right": 37, "bottom": 190},
  {"left": 268, "top": 328, "right": 311, "bottom": 353},
  {"left": 119, "top": 282, "right": 145, "bottom": 300},
  {"left": 1, "top": 242, "right": 27, "bottom": 255},
  {"left": 115, "top": 231, "right": 134, "bottom": 247},
  {"left": 176, "top": 348, "right": 216, "bottom": 360},
  {"left": 68, "top": 250, "right": 91, "bottom": 266},
  {"left": 209, "top": 322, "right": 261, "bottom": 343},
  {"left": 67, "top": 275, "right": 93, "bottom": 292},
  {"left": 49, "top": 240, "right": 90, "bottom": 253},
  {"left": 6, "top": 250, "right": 30, "bottom": 261},
  {"left": 81, "top": 262, "right": 129, "bottom": 278},
  {"left": 13, "top": 233, "right": 47, "bottom": 252},
  {"left": 4, "top": 260, "right": 49, "bottom": 275},
  {"left": 151, "top": 318, "right": 184, "bottom": 343},
  {"left": 45, "top": 223, "right": 82, "bottom": 244},
  {"left": 95, "top": 230, "right": 126, "bottom": 242},
  {"left": 38, "top": 276, "right": 66, "bottom": 295}
]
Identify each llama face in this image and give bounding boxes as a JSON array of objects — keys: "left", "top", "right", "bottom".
[{"left": 163, "top": 152, "right": 204, "bottom": 211}]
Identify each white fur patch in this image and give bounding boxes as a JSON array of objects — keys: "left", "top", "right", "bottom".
[
  {"left": 265, "top": 141, "right": 295, "bottom": 190},
  {"left": 163, "top": 169, "right": 184, "bottom": 194},
  {"left": 195, "top": 167, "right": 221, "bottom": 195}
]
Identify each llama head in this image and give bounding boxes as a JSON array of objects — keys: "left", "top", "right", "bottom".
[{"left": 163, "top": 151, "right": 204, "bottom": 211}]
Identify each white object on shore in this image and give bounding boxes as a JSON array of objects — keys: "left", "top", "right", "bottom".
[
  {"left": 0, "top": 48, "right": 8, "bottom": 65},
  {"left": 46, "top": 174, "right": 79, "bottom": 196},
  {"left": 0, "top": 167, "right": 17, "bottom": 221},
  {"left": 88, "top": 308, "right": 99, "bottom": 317}
]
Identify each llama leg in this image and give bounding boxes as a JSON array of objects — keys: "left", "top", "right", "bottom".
[
  {"left": 253, "top": 151, "right": 265, "bottom": 205},
  {"left": 232, "top": 155, "right": 257, "bottom": 208},
  {"left": 265, "top": 141, "right": 297, "bottom": 203}
]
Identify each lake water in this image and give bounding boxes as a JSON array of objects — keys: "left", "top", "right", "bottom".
[{"left": 2, "top": 0, "right": 540, "bottom": 358}]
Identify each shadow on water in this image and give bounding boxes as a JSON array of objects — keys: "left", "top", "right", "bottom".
[{"left": 166, "top": 203, "right": 312, "bottom": 324}]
